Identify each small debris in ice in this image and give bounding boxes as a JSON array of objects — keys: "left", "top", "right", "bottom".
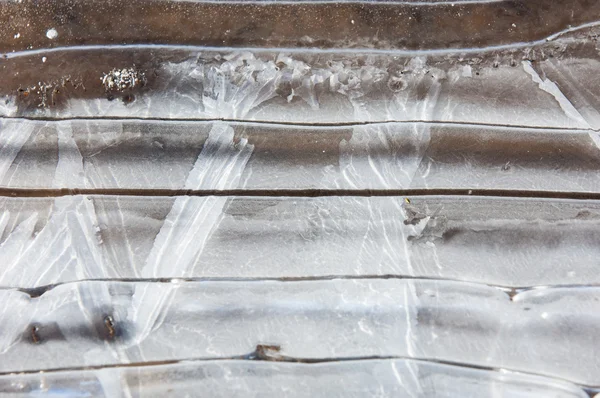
[
  {"left": 46, "top": 28, "right": 58, "bottom": 40},
  {"left": 13, "top": 33, "right": 20, "bottom": 39},
  {"left": 17, "top": 75, "right": 84, "bottom": 108},
  {"left": 42, "top": 57, "right": 47, "bottom": 63},
  {"left": 101, "top": 67, "right": 146, "bottom": 92}
]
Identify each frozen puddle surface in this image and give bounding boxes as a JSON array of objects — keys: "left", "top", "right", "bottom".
[{"left": 1, "top": 0, "right": 600, "bottom": 396}]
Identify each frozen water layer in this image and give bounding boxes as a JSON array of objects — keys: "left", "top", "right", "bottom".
[
  {"left": 0, "top": 358, "right": 589, "bottom": 398},
  {"left": 0, "top": 195, "right": 599, "bottom": 288},
  {"left": 0, "top": 279, "right": 598, "bottom": 386}
]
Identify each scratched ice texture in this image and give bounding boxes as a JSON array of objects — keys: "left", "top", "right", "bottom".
[
  {"left": 1, "top": 0, "right": 600, "bottom": 397},
  {"left": 0, "top": 280, "right": 599, "bottom": 385},
  {"left": 2, "top": 195, "right": 600, "bottom": 288}
]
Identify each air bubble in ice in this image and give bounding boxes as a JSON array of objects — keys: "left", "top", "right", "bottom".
[{"left": 46, "top": 28, "right": 58, "bottom": 40}]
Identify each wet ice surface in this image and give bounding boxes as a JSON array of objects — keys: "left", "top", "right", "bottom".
[
  {"left": 1, "top": 0, "right": 600, "bottom": 395},
  {"left": 0, "top": 360, "right": 589, "bottom": 398},
  {"left": 0, "top": 279, "right": 598, "bottom": 388},
  {"left": 0, "top": 195, "right": 600, "bottom": 288}
]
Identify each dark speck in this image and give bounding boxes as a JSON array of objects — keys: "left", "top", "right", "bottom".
[{"left": 122, "top": 94, "right": 135, "bottom": 104}]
